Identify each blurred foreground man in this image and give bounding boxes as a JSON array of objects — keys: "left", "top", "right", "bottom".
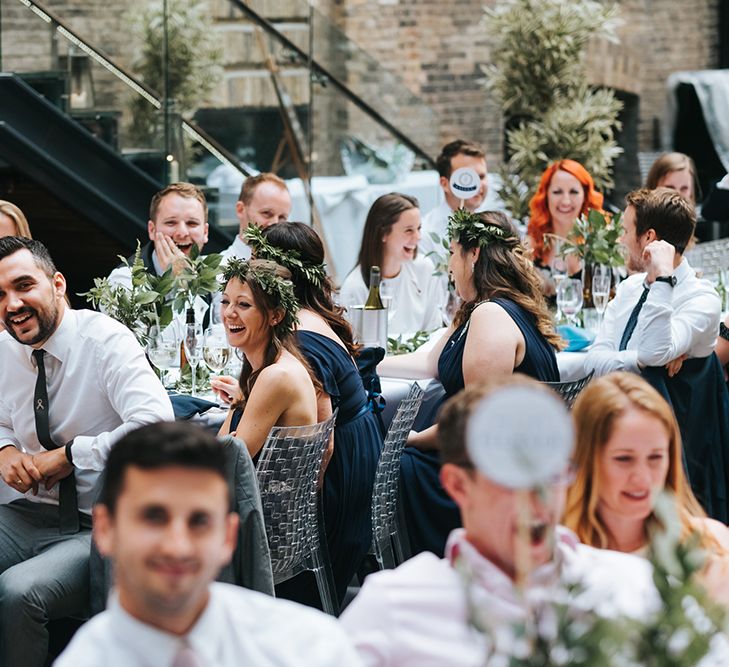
[
  {"left": 340, "top": 377, "right": 666, "bottom": 666},
  {"left": 56, "top": 422, "right": 361, "bottom": 667},
  {"left": 0, "top": 236, "right": 173, "bottom": 667}
]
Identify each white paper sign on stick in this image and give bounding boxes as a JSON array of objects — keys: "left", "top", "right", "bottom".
[
  {"left": 466, "top": 386, "right": 574, "bottom": 489},
  {"left": 449, "top": 167, "right": 481, "bottom": 202}
]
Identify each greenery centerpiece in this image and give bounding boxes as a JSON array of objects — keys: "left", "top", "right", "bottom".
[
  {"left": 387, "top": 330, "right": 431, "bottom": 355},
  {"left": 168, "top": 242, "right": 223, "bottom": 314},
  {"left": 82, "top": 243, "right": 224, "bottom": 393},
  {"left": 562, "top": 209, "right": 624, "bottom": 306},
  {"left": 80, "top": 243, "right": 175, "bottom": 346},
  {"left": 482, "top": 0, "right": 623, "bottom": 224}
]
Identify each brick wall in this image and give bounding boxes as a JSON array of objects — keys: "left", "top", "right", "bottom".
[
  {"left": 337, "top": 0, "right": 721, "bottom": 163},
  {"left": 1, "top": 0, "right": 720, "bottom": 167}
]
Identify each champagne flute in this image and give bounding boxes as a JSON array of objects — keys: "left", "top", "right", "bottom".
[
  {"left": 146, "top": 326, "right": 179, "bottom": 388},
  {"left": 203, "top": 326, "right": 231, "bottom": 374},
  {"left": 556, "top": 278, "right": 584, "bottom": 327},
  {"left": 380, "top": 280, "right": 395, "bottom": 310},
  {"left": 592, "top": 274, "right": 611, "bottom": 327},
  {"left": 184, "top": 321, "right": 204, "bottom": 397}
]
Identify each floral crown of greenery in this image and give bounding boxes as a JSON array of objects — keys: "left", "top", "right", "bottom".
[
  {"left": 243, "top": 224, "right": 327, "bottom": 290},
  {"left": 222, "top": 258, "right": 299, "bottom": 337},
  {"left": 447, "top": 208, "right": 507, "bottom": 248}
]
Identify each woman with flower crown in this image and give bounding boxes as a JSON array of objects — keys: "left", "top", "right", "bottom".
[
  {"left": 246, "top": 221, "right": 383, "bottom": 607},
  {"left": 380, "top": 209, "right": 563, "bottom": 556},
  {"left": 217, "top": 258, "right": 318, "bottom": 458}
]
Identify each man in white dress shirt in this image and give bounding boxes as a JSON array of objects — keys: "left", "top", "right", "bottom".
[
  {"left": 220, "top": 172, "right": 292, "bottom": 262},
  {"left": 586, "top": 187, "right": 720, "bottom": 377},
  {"left": 340, "top": 377, "right": 665, "bottom": 666},
  {"left": 56, "top": 421, "right": 361, "bottom": 667},
  {"left": 0, "top": 236, "right": 174, "bottom": 667},
  {"left": 418, "top": 140, "right": 489, "bottom": 258}
]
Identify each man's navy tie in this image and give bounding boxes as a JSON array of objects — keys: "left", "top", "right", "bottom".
[{"left": 618, "top": 286, "right": 650, "bottom": 352}]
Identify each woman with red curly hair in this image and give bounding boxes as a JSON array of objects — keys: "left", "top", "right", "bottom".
[{"left": 527, "top": 159, "right": 604, "bottom": 271}]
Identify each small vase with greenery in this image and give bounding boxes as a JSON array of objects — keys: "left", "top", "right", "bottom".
[{"left": 561, "top": 209, "right": 624, "bottom": 306}]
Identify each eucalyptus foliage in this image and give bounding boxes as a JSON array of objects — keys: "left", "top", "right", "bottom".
[
  {"left": 562, "top": 209, "right": 625, "bottom": 268},
  {"left": 483, "top": 0, "right": 624, "bottom": 223},
  {"left": 128, "top": 0, "right": 222, "bottom": 144},
  {"left": 81, "top": 242, "right": 223, "bottom": 346},
  {"left": 171, "top": 243, "right": 223, "bottom": 314},
  {"left": 79, "top": 243, "right": 175, "bottom": 345}
]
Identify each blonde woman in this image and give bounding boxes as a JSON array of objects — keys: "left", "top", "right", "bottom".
[
  {"left": 0, "top": 200, "right": 32, "bottom": 238},
  {"left": 564, "top": 372, "right": 729, "bottom": 603}
]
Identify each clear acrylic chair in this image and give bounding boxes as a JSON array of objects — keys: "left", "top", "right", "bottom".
[
  {"left": 371, "top": 382, "right": 424, "bottom": 570},
  {"left": 255, "top": 411, "right": 339, "bottom": 615},
  {"left": 544, "top": 371, "right": 594, "bottom": 408}
]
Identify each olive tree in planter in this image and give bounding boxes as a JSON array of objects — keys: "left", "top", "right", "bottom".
[
  {"left": 483, "top": 0, "right": 623, "bottom": 223},
  {"left": 128, "top": 0, "right": 222, "bottom": 158}
]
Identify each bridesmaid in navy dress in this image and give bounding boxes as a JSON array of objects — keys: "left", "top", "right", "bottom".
[
  {"left": 252, "top": 222, "right": 383, "bottom": 605},
  {"left": 380, "top": 210, "right": 563, "bottom": 556}
]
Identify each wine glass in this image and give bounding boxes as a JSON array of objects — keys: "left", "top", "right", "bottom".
[
  {"left": 545, "top": 234, "right": 568, "bottom": 280},
  {"left": 556, "top": 278, "right": 584, "bottom": 327},
  {"left": 146, "top": 326, "right": 179, "bottom": 388},
  {"left": 380, "top": 280, "right": 395, "bottom": 310},
  {"left": 592, "top": 274, "right": 611, "bottom": 327},
  {"left": 184, "top": 321, "right": 204, "bottom": 397},
  {"left": 208, "top": 294, "right": 224, "bottom": 327},
  {"left": 203, "top": 326, "right": 231, "bottom": 374}
]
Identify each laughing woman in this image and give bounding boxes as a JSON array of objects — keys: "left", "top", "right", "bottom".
[
  {"left": 339, "top": 193, "right": 447, "bottom": 336},
  {"left": 251, "top": 221, "right": 383, "bottom": 606},
  {"left": 218, "top": 259, "right": 318, "bottom": 459}
]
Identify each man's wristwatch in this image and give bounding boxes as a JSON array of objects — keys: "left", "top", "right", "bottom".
[{"left": 654, "top": 275, "right": 677, "bottom": 287}]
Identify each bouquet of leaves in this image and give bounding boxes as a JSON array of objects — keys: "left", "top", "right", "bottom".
[
  {"left": 426, "top": 232, "right": 450, "bottom": 278},
  {"left": 80, "top": 243, "right": 175, "bottom": 345},
  {"left": 169, "top": 243, "right": 223, "bottom": 313},
  {"left": 387, "top": 330, "right": 431, "bottom": 355},
  {"left": 562, "top": 209, "right": 625, "bottom": 269}
]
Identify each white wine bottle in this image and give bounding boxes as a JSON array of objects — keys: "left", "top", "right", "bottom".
[
  {"left": 364, "top": 266, "right": 385, "bottom": 309},
  {"left": 361, "top": 266, "right": 387, "bottom": 347}
]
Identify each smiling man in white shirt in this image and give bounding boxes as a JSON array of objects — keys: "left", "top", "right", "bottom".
[
  {"left": 55, "top": 421, "right": 361, "bottom": 667},
  {"left": 586, "top": 187, "right": 720, "bottom": 377},
  {"left": 0, "top": 236, "right": 173, "bottom": 667}
]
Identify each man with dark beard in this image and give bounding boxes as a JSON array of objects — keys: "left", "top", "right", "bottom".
[{"left": 0, "top": 236, "right": 173, "bottom": 667}]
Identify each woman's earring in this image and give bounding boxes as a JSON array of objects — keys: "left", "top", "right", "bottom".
[{"left": 471, "top": 262, "right": 476, "bottom": 272}]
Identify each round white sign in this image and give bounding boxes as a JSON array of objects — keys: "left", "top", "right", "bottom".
[
  {"left": 465, "top": 385, "right": 574, "bottom": 489},
  {"left": 449, "top": 167, "right": 481, "bottom": 200}
]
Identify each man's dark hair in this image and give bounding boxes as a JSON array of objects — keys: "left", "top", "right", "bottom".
[
  {"left": 625, "top": 187, "right": 696, "bottom": 255},
  {"left": 99, "top": 422, "right": 230, "bottom": 514},
  {"left": 0, "top": 236, "right": 57, "bottom": 277},
  {"left": 435, "top": 139, "right": 486, "bottom": 179}
]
